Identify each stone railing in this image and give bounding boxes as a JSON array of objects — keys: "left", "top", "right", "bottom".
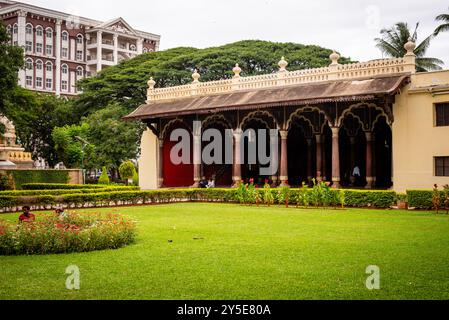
[
  {"left": 146, "top": 40, "right": 417, "bottom": 103},
  {"left": 7, "top": 151, "right": 33, "bottom": 162}
]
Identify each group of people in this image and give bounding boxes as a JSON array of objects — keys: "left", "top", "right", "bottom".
[
  {"left": 199, "top": 176, "right": 216, "bottom": 189},
  {"left": 18, "top": 206, "right": 68, "bottom": 224}
]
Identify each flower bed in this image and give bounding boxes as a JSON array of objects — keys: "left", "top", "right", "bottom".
[{"left": 0, "top": 212, "right": 136, "bottom": 255}]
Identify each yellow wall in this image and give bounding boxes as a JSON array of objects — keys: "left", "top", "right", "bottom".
[
  {"left": 139, "top": 128, "right": 159, "bottom": 190},
  {"left": 393, "top": 70, "right": 449, "bottom": 192}
]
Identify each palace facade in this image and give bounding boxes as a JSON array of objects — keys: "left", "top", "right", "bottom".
[
  {"left": 0, "top": 0, "right": 160, "bottom": 96},
  {"left": 126, "top": 39, "right": 449, "bottom": 192}
]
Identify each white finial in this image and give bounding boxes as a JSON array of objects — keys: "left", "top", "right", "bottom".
[
  {"left": 330, "top": 50, "right": 340, "bottom": 65},
  {"left": 147, "top": 77, "right": 156, "bottom": 89},
  {"left": 232, "top": 63, "right": 242, "bottom": 78},
  {"left": 192, "top": 69, "right": 200, "bottom": 83},
  {"left": 278, "top": 56, "right": 288, "bottom": 72},
  {"left": 404, "top": 37, "right": 416, "bottom": 56}
]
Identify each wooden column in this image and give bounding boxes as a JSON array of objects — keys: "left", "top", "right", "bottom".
[
  {"left": 365, "top": 132, "right": 374, "bottom": 189},
  {"left": 232, "top": 129, "right": 242, "bottom": 186},
  {"left": 331, "top": 127, "right": 340, "bottom": 188},
  {"left": 315, "top": 134, "right": 323, "bottom": 181},
  {"left": 279, "top": 130, "right": 289, "bottom": 186},
  {"left": 307, "top": 138, "right": 313, "bottom": 181},
  {"left": 158, "top": 138, "right": 164, "bottom": 188}
]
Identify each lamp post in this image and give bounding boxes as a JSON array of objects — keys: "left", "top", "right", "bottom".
[{"left": 75, "top": 136, "right": 90, "bottom": 184}]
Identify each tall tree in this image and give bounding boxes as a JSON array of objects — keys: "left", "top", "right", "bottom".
[
  {"left": 0, "top": 22, "right": 24, "bottom": 114},
  {"left": 434, "top": 8, "right": 449, "bottom": 35},
  {"left": 375, "top": 22, "right": 443, "bottom": 72}
]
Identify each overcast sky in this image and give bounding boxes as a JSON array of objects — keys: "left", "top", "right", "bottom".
[{"left": 22, "top": 0, "right": 449, "bottom": 66}]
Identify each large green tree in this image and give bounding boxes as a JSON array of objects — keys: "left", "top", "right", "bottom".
[
  {"left": 0, "top": 22, "right": 24, "bottom": 114},
  {"left": 435, "top": 8, "right": 449, "bottom": 35},
  {"left": 375, "top": 22, "right": 443, "bottom": 72}
]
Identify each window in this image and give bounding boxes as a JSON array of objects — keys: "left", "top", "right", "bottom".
[
  {"left": 76, "top": 67, "right": 84, "bottom": 77},
  {"left": 6, "top": 25, "right": 11, "bottom": 35},
  {"left": 36, "top": 43, "right": 43, "bottom": 53},
  {"left": 26, "top": 76, "right": 33, "bottom": 86},
  {"left": 62, "top": 32, "right": 68, "bottom": 42},
  {"left": 61, "top": 64, "right": 68, "bottom": 74},
  {"left": 36, "top": 60, "right": 43, "bottom": 70},
  {"left": 130, "top": 44, "right": 137, "bottom": 51},
  {"left": 143, "top": 48, "right": 148, "bottom": 53},
  {"left": 46, "top": 28, "right": 53, "bottom": 38},
  {"left": 25, "top": 41, "right": 32, "bottom": 52},
  {"left": 61, "top": 47, "right": 68, "bottom": 58},
  {"left": 76, "top": 50, "right": 83, "bottom": 60},
  {"left": 46, "top": 62, "right": 53, "bottom": 73},
  {"left": 45, "top": 78, "right": 53, "bottom": 90},
  {"left": 26, "top": 24, "right": 33, "bottom": 35},
  {"left": 13, "top": 24, "right": 18, "bottom": 34},
  {"left": 76, "top": 35, "right": 83, "bottom": 44},
  {"left": 36, "top": 77, "right": 43, "bottom": 88},
  {"left": 436, "top": 103, "right": 449, "bottom": 127},
  {"left": 46, "top": 44, "right": 53, "bottom": 55},
  {"left": 25, "top": 59, "right": 33, "bottom": 70},
  {"left": 61, "top": 80, "right": 68, "bottom": 91},
  {"left": 36, "top": 26, "right": 43, "bottom": 37},
  {"left": 435, "top": 157, "right": 449, "bottom": 177}
]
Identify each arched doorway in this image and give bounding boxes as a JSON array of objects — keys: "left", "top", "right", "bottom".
[
  {"left": 162, "top": 121, "right": 194, "bottom": 187},
  {"left": 202, "top": 117, "right": 233, "bottom": 187},
  {"left": 288, "top": 118, "right": 314, "bottom": 186}
]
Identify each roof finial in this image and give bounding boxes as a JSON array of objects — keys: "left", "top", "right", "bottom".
[
  {"left": 404, "top": 37, "right": 416, "bottom": 56},
  {"left": 147, "top": 77, "right": 156, "bottom": 89},
  {"left": 330, "top": 50, "right": 340, "bottom": 65},
  {"left": 192, "top": 69, "right": 200, "bottom": 83},
  {"left": 233, "top": 63, "right": 242, "bottom": 78},
  {"left": 278, "top": 56, "right": 288, "bottom": 72}
]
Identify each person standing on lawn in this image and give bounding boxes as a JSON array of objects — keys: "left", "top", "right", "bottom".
[{"left": 18, "top": 206, "right": 36, "bottom": 223}]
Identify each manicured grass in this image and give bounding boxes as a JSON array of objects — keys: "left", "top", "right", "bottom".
[{"left": 1, "top": 203, "right": 449, "bottom": 300}]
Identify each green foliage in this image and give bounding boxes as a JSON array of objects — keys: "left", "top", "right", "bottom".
[
  {"left": 52, "top": 123, "right": 94, "bottom": 169},
  {"left": 277, "top": 186, "right": 291, "bottom": 208},
  {"left": 236, "top": 183, "right": 248, "bottom": 204},
  {"left": 0, "top": 173, "right": 14, "bottom": 191},
  {"left": 343, "top": 190, "right": 396, "bottom": 208},
  {"left": 432, "top": 184, "right": 442, "bottom": 213},
  {"left": 7, "top": 170, "right": 69, "bottom": 189},
  {"left": 4, "top": 89, "right": 75, "bottom": 166},
  {"left": 408, "top": 185, "right": 449, "bottom": 213},
  {"left": 132, "top": 170, "right": 139, "bottom": 186},
  {"left": 0, "top": 23, "right": 24, "bottom": 114},
  {"left": 0, "top": 212, "right": 136, "bottom": 255},
  {"left": 98, "top": 167, "right": 110, "bottom": 185},
  {"left": 434, "top": 9, "right": 449, "bottom": 35},
  {"left": 20, "top": 183, "right": 104, "bottom": 190},
  {"left": 263, "top": 183, "right": 274, "bottom": 206},
  {"left": 375, "top": 22, "right": 443, "bottom": 72},
  {"left": 81, "top": 104, "right": 142, "bottom": 171},
  {"left": 119, "top": 161, "right": 136, "bottom": 182},
  {"left": 295, "top": 183, "right": 310, "bottom": 207}
]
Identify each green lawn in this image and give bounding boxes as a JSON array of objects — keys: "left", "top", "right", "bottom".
[{"left": 1, "top": 203, "right": 449, "bottom": 300}]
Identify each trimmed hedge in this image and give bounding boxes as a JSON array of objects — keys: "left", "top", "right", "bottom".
[
  {"left": 406, "top": 190, "right": 446, "bottom": 209},
  {"left": 0, "top": 186, "right": 140, "bottom": 197},
  {"left": 0, "top": 188, "right": 400, "bottom": 212},
  {"left": 21, "top": 183, "right": 106, "bottom": 190},
  {"left": 6, "top": 170, "right": 69, "bottom": 189}
]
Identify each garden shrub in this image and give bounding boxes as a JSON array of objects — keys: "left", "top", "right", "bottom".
[
  {"left": 119, "top": 161, "right": 136, "bottom": 185},
  {"left": 342, "top": 190, "right": 396, "bottom": 208},
  {"left": 21, "top": 183, "right": 105, "bottom": 190},
  {"left": 98, "top": 167, "right": 110, "bottom": 185},
  {"left": 407, "top": 190, "right": 445, "bottom": 209},
  {"left": 7, "top": 170, "right": 69, "bottom": 189},
  {"left": 0, "top": 212, "right": 136, "bottom": 255}
]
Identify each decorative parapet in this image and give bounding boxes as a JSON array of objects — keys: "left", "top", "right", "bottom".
[
  {"left": 8, "top": 151, "right": 33, "bottom": 162},
  {"left": 146, "top": 40, "right": 416, "bottom": 103}
]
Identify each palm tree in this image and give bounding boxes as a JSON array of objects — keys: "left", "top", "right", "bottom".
[
  {"left": 434, "top": 8, "right": 449, "bottom": 35},
  {"left": 375, "top": 22, "right": 444, "bottom": 72}
]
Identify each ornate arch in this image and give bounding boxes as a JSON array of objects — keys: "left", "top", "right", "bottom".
[
  {"left": 161, "top": 118, "right": 192, "bottom": 140},
  {"left": 337, "top": 102, "right": 392, "bottom": 130},
  {"left": 202, "top": 114, "right": 232, "bottom": 130},
  {"left": 341, "top": 113, "right": 364, "bottom": 137},
  {"left": 286, "top": 105, "right": 332, "bottom": 132},
  {"left": 239, "top": 110, "right": 280, "bottom": 130},
  {"left": 290, "top": 115, "right": 315, "bottom": 139}
]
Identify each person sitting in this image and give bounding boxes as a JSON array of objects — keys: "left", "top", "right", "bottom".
[
  {"left": 19, "top": 206, "right": 36, "bottom": 223},
  {"left": 199, "top": 176, "right": 208, "bottom": 188},
  {"left": 54, "top": 207, "right": 69, "bottom": 220},
  {"left": 207, "top": 178, "right": 215, "bottom": 189}
]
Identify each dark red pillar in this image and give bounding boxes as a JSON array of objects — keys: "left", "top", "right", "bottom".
[
  {"left": 280, "top": 130, "right": 289, "bottom": 186},
  {"left": 232, "top": 129, "right": 242, "bottom": 186},
  {"left": 316, "top": 134, "right": 323, "bottom": 181}
]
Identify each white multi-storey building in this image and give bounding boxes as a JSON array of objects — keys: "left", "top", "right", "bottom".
[{"left": 0, "top": 0, "right": 160, "bottom": 96}]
